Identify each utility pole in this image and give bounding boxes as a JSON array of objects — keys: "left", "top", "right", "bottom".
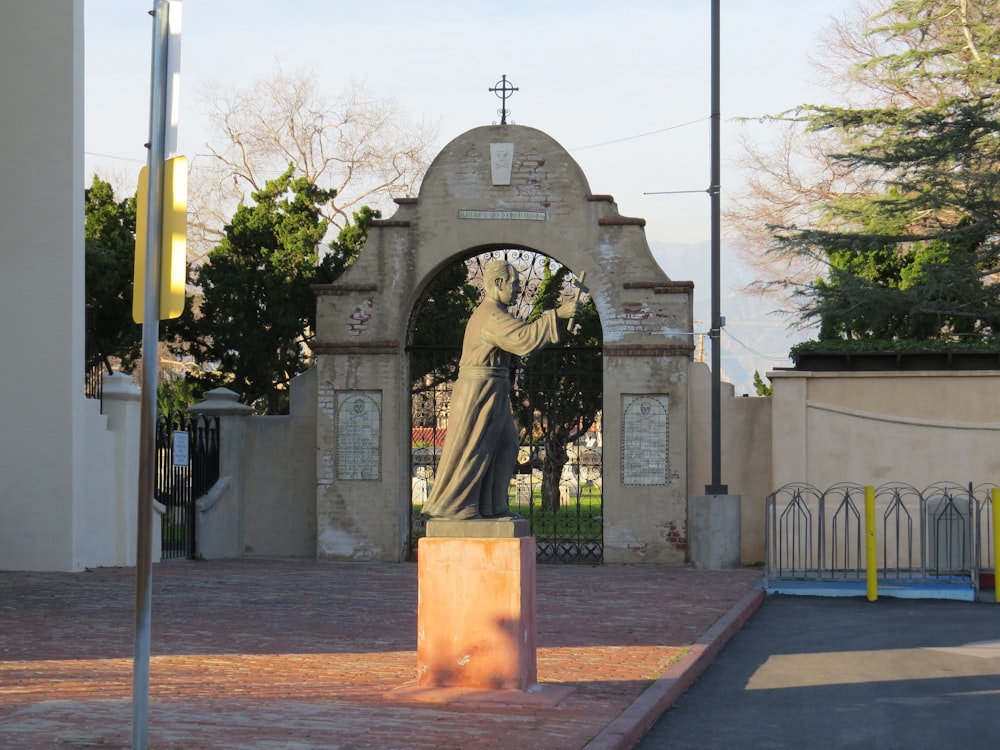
[{"left": 706, "top": 0, "right": 727, "bottom": 495}]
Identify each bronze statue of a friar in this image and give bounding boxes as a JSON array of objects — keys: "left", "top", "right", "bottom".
[{"left": 421, "top": 260, "right": 580, "bottom": 520}]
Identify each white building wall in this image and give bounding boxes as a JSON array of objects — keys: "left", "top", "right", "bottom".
[
  {"left": 0, "top": 2, "right": 135, "bottom": 571},
  {"left": 0, "top": 1, "right": 85, "bottom": 570}
]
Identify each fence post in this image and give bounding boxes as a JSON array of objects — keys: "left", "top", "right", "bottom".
[
  {"left": 992, "top": 487, "right": 1000, "bottom": 604},
  {"left": 865, "top": 485, "right": 878, "bottom": 602},
  {"left": 101, "top": 372, "right": 142, "bottom": 565},
  {"left": 188, "top": 388, "right": 252, "bottom": 558}
]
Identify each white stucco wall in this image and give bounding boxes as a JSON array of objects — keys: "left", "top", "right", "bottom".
[
  {"left": 0, "top": 3, "right": 140, "bottom": 571},
  {"left": 0, "top": 1, "right": 86, "bottom": 570}
]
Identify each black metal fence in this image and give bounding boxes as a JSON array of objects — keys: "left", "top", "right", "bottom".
[
  {"left": 766, "top": 481, "right": 995, "bottom": 594},
  {"left": 84, "top": 306, "right": 112, "bottom": 407},
  {"left": 157, "top": 411, "right": 220, "bottom": 560},
  {"left": 511, "top": 344, "right": 603, "bottom": 563}
]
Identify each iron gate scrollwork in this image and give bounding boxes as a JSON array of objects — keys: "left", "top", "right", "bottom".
[{"left": 408, "top": 248, "right": 603, "bottom": 563}]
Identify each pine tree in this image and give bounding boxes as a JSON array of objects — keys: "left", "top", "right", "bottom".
[
  {"left": 748, "top": 1, "right": 1000, "bottom": 344},
  {"left": 176, "top": 167, "right": 342, "bottom": 413}
]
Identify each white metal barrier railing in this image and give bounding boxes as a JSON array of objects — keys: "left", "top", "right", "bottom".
[{"left": 765, "top": 482, "right": 997, "bottom": 599}]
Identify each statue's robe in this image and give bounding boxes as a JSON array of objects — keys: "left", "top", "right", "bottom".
[{"left": 422, "top": 301, "right": 560, "bottom": 519}]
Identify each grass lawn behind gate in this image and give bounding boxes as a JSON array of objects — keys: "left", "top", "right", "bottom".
[{"left": 412, "top": 485, "right": 602, "bottom": 540}]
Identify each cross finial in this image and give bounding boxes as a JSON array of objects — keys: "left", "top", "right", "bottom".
[{"left": 489, "top": 75, "right": 518, "bottom": 125}]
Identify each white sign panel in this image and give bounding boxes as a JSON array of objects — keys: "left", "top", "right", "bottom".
[{"left": 172, "top": 430, "right": 190, "bottom": 468}]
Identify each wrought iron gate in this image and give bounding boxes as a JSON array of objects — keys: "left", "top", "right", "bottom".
[
  {"left": 408, "top": 249, "right": 603, "bottom": 563},
  {"left": 156, "top": 411, "right": 220, "bottom": 560}
]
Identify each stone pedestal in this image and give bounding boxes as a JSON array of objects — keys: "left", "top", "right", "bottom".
[
  {"left": 688, "top": 494, "right": 742, "bottom": 569},
  {"left": 417, "top": 520, "right": 536, "bottom": 690}
]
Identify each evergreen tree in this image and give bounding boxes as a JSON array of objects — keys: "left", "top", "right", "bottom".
[
  {"left": 175, "top": 166, "right": 345, "bottom": 414},
  {"left": 84, "top": 176, "right": 141, "bottom": 369},
  {"left": 750, "top": 1, "right": 1000, "bottom": 343}
]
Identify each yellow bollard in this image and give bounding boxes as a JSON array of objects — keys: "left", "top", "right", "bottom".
[
  {"left": 865, "top": 485, "right": 878, "bottom": 602},
  {"left": 992, "top": 488, "right": 1000, "bottom": 604}
]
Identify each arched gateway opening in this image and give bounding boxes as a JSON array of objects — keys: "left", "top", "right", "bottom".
[
  {"left": 313, "top": 124, "right": 694, "bottom": 564},
  {"left": 408, "top": 247, "right": 603, "bottom": 563}
]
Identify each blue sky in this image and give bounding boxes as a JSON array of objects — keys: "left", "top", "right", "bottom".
[
  {"left": 85, "top": 0, "right": 861, "bottom": 246},
  {"left": 84, "top": 1, "right": 864, "bottom": 388}
]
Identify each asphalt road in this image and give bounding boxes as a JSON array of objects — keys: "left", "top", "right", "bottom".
[{"left": 637, "top": 594, "right": 1000, "bottom": 750}]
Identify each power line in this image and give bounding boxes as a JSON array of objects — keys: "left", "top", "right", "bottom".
[
  {"left": 569, "top": 117, "right": 709, "bottom": 152},
  {"left": 85, "top": 150, "right": 146, "bottom": 164},
  {"left": 85, "top": 115, "right": 712, "bottom": 178},
  {"left": 721, "top": 327, "right": 790, "bottom": 362}
]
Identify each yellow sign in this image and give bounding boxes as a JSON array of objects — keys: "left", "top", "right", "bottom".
[{"left": 133, "top": 155, "right": 187, "bottom": 322}]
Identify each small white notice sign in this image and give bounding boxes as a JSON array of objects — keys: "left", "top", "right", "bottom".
[{"left": 172, "top": 430, "right": 190, "bottom": 467}]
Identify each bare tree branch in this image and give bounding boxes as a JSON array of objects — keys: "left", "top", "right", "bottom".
[{"left": 187, "top": 67, "right": 438, "bottom": 265}]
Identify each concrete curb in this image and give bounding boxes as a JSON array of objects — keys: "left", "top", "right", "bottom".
[{"left": 582, "top": 581, "right": 766, "bottom": 750}]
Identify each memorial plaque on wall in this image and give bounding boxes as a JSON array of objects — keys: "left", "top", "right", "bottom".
[
  {"left": 621, "top": 395, "right": 669, "bottom": 485},
  {"left": 336, "top": 391, "right": 382, "bottom": 481}
]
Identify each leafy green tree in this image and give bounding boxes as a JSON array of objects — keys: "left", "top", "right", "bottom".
[
  {"left": 514, "top": 259, "right": 602, "bottom": 513},
  {"left": 157, "top": 373, "right": 200, "bottom": 415},
  {"left": 84, "top": 175, "right": 141, "bottom": 369},
  {"left": 327, "top": 204, "right": 381, "bottom": 277},
  {"left": 174, "top": 166, "right": 349, "bottom": 414},
  {"left": 732, "top": 0, "right": 1000, "bottom": 344},
  {"left": 752, "top": 371, "right": 772, "bottom": 397}
]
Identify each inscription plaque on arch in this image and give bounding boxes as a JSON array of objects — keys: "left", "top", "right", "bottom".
[
  {"left": 336, "top": 391, "right": 382, "bottom": 481},
  {"left": 621, "top": 395, "right": 670, "bottom": 485}
]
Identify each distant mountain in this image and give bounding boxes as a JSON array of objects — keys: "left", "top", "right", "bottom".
[{"left": 648, "top": 239, "right": 813, "bottom": 394}]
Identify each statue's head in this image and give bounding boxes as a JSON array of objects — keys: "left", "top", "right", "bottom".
[
  {"left": 484, "top": 259, "right": 514, "bottom": 289},
  {"left": 484, "top": 260, "right": 520, "bottom": 306},
  {"left": 483, "top": 260, "right": 521, "bottom": 306}
]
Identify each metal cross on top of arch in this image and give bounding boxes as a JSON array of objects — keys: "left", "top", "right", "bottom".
[{"left": 489, "top": 74, "right": 518, "bottom": 125}]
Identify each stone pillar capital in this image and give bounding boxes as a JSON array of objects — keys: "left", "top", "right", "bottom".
[
  {"left": 189, "top": 387, "right": 253, "bottom": 417},
  {"left": 102, "top": 371, "right": 140, "bottom": 402}
]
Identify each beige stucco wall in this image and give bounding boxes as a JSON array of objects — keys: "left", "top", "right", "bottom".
[
  {"left": 242, "top": 369, "right": 317, "bottom": 557},
  {"left": 687, "top": 362, "right": 772, "bottom": 564},
  {"left": 193, "top": 372, "right": 318, "bottom": 560},
  {"left": 770, "top": 370, "right": 1000, "bottom": 491},
  {"left": 314, "top": 124, "right": 694, "bottom": 563}
]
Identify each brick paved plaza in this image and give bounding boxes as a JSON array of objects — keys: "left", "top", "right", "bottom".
[{"left": 0, "top": 559, "right": 761, "bottom": 749}]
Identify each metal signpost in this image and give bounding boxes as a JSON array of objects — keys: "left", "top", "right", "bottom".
[{"left": 134, "top": 2, "right": 182, "bottom": 747}]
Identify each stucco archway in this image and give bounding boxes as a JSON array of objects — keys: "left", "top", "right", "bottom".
[{"left": 313, "top": 124, "right": 694, "bottom": 563}]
